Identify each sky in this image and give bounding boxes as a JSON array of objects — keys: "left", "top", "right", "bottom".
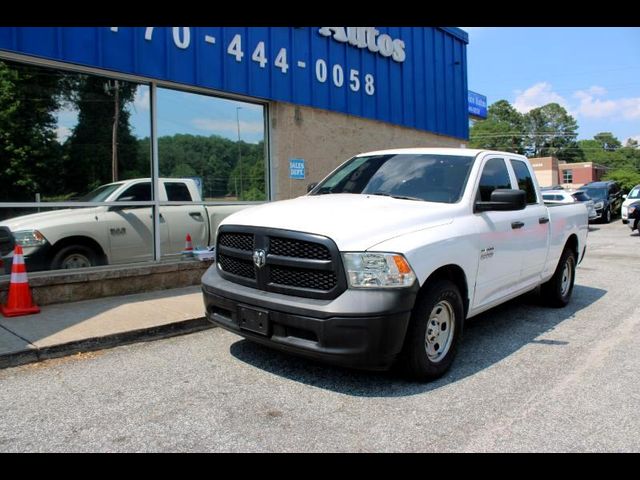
[{"left": 462, "top": 27, "right": 640, "bottom": 144}]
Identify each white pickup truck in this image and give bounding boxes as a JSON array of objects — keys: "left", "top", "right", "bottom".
[
  {"left": 202, "top": 148, "right": 589, "bottom": 381},
  {"left": 0, "top": 178, "right": 247, "bottom": 273}
]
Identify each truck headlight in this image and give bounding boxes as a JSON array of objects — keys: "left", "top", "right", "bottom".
[
  {"left": 13, "top": 229, "right": 48, "bottom": 247},
  {"left": 342, "top": 252, "right": 416, "bottom": 288},
  {"left": 629, "top": 205, "right": 637, "bottom": 216},
  {"left": 595, "top": 201, "right": 604, "bottom": 209}
]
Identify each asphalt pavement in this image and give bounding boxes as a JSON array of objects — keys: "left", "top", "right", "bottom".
[{"left": 0, "top": 220, "right": 638, "bottom": 452}]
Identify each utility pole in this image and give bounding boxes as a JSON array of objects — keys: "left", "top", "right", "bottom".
[
  {"left": 236, "top": 106, "right": 242, "bottom": 200},
  {"left": 111, "top": 80, "right": 119, "bottom": 183}
]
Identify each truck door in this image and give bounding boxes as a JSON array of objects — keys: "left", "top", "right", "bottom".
[
  {"left": 100, "top": 181, "right": 169, "bottom": 264},
  {"left": 508, "top": 159, "right": 550, "bottom": 287},
  {"left": 159, "top": 181, "right": 208, "bottom": 258},
  {"left": 471, "top": 157, "right": 524, "bottom": 309}
]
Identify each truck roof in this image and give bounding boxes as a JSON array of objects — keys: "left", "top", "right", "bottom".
[{"left": 354, "top": 148, "right": 524, "bottom": 158}]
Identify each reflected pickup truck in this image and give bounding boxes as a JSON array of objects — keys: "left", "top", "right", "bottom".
[
  {"left": 0, "top": 178, "right": 248, "bottom": 273},
  {"left": 201, "top": 148, "right": 589, "bottom": 381}
]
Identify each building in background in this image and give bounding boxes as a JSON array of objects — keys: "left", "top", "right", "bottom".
[{"left": 530, "top": 156, "right": 609, "bottom": 189}]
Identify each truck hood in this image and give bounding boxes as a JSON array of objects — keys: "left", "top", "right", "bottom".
[
  {"left": 0, "top": 208, "right": 97, "bottom": 232},
  {"left": 221, "top": 194, "right": 456, "bottom": 251}
]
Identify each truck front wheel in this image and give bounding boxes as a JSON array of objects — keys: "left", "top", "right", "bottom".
[
  {"left": 51, "top": 245, "right": 98, "bottom": 270},
  {"left": 398, "top": 279, "right": 464, "bottom": 381}
]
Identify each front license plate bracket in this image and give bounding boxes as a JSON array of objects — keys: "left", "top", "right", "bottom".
[{"left": 238, "top": 306, "right": 270, "bottom": 336}]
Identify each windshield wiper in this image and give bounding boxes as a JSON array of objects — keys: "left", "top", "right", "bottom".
[{"left": 368, "top": 192, "right": 424, "bottom": 202}]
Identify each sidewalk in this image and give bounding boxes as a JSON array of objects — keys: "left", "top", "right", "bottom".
[{"left": 0, "top": 286, "right": 213, "bottom": 369}]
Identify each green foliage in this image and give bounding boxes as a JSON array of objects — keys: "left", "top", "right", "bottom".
[
  {"left": 523, "top": 103, "right": 579, "bottom": 162},
  {"left": 594, "top": 132, "right": 622, "bottom": 151},
  {"left": 603, "top": 168, "right": 640, "bottom": 192},
  {"left": 0, "top": 60, "right": 64, "bottom": 201},
  {"left": 469, "top": 100, "right": 526, "bottom": 154}
]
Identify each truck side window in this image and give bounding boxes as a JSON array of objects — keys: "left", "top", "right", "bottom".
[
  {"left": 510, "top": 160, "right": 538, "bottom": 204},
  {"left": 165, "top": 182, "right": 193, "bottom": 201},
  {"left": 117, "top": 182, "right": 151, "bottom": 201},
  {"left": 478, "top": 158, "right": 511, "bottom": 202}
]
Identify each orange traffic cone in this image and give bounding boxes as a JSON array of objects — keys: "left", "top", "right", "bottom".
[
  {"left": 184, "top": 234, "right": 193, "bottom": 252},
  {"left": 1, "top": 245, "right": 40, "bottom": 317}
]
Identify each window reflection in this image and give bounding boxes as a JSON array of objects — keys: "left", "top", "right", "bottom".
[{"left": 156, "top": 87, "right": 267, "bottom": 201}]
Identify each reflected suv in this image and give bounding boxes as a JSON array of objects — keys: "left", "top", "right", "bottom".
[{"left": 580, "top": 181, "right": 623, "bottom": 223}]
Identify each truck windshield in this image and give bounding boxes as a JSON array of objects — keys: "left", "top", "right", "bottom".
[
  {"left": 628, "top": 187, "right": 640, "bottom": 199},
  {"left": 76, "top": 183, "right": 123, "bottom": 202},
  {"left": 310, "top": 154, "right": 475, "bottom": 203}
]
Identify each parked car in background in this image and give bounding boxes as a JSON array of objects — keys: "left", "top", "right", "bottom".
[
  {"left": 626, "top": 200, "right": 640, "bottom": 232},
  {"left": 579, "top": 181, "right": 623, "bottom": 223},
  {"left": 542, "top": 189, "right": 597, "bottom": 221},
  {"left": 621, "top": 184, "right": 640, "bottom": 224}
]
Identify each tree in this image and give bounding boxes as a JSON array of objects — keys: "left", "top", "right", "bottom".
[
  {"left": 523, "top": 103, "right": 579, "bottom": 162},
  {"left": 0, "top": 60, "right": 64, "bottom": 202},
  {"left": 603, "top": 168, "right": 640, "bottom": 192},
  {"left": 63, "top": 77, "right": 140, "bottom": 194},
  {"left": 469, "top": 100, "right": 526, "bottom": 154},
  {"left": 594, "top": 132, "right": 622, "bottom": 151},
  {"left": 625, "top": 138, "right": 638, "bottom": 149}
]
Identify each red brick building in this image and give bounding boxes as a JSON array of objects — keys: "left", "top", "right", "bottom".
[{"left": 530, "top": 156, "right": 609, "bottom": 189}]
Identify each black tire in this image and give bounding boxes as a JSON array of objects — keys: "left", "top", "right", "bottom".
[
  {"left": 540, "top": 248, "right": 576, "bottom": 308},
  {"left": 50, "top": 245, "right": 98, "bottom": 270},
  {"left": 602, "top": 207, "right": 611, "bottom": 223},
  {"left": 398, "top": 279, "right": 464, "bottom": 381}
]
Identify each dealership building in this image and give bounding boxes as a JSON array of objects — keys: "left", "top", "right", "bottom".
[{"left": 0, "top": 27, "right": 480, "bottom": 303}]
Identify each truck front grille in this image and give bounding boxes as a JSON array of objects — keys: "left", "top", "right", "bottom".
[
  {"left": 218, "top": 254, "right": 256, "bottom": 279},
  {"left": 269, "top": 237, "right": 331, "bottom": 260},
  {"left": 218, "top": 232, "right": 254, "bottom": 251},
  {"left": 216, "top": 225, "right": 346, "bottom": 300},
  {"left": 270, "top": 266, "right": 337, "bottom": 290}
]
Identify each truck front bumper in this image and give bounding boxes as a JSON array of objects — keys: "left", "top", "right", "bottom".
[{"left": 201, "top": 266, "right": 418, "bottom": 370}]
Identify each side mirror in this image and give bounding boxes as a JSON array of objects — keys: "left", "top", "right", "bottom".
[
  {"left": 623, "top": 194, "right": 628, "bottom": 200},
  {"left": 307, "top": 182, "right": 318, "bottom": 193},
  {"left": 475, "top": 189, "right": 527, "bottom": 212}
]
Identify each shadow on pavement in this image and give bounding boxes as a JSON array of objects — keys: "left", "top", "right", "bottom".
[{"left": 229, "top": 284, "right": 606, "bottom": 397}]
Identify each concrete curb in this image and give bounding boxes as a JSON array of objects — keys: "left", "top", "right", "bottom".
[{"left": 0, "top": 317, "right": 215, "bottom": 370}]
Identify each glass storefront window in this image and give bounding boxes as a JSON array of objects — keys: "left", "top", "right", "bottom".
[
  {"left": 0, "top": 57, "right": 269, "bottom": 275},
  {"left": 156, "top": 87, "right": 267, "bottom": 202}
]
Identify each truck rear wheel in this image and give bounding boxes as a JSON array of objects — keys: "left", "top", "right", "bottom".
[
  {"left": 51, "top": 245, "right": 98, "bottom": 270},
  {"left": 540, "top": 247, "right": 576, "bottom": 308},
  {"left": 398, "top": 279, "right": 464, "bottom": 381}
]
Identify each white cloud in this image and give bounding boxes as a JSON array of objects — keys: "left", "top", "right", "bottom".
[
  {"left": 133, "top": 88, "right": 150, "bottom": 112},
  {"left": 192, "top": 118, "right": 264, "bottom": 135},
  {"left": 56, "top": 126, "right": 72, "bottom": 143},
  {"left": 513, "top": 82, "right": 570, "bottom": 113},
  {"left": 574, "top": 86, "right": 640, "bottom": 120}
]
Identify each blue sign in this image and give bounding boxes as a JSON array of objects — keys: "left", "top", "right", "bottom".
[
  {"left": 289, "top": 159, "right": 305, "bottom": 179},
  {"left": 468, "top": 91, "right": 488, "bottom": 119},
  {"left": 0, "top": 27, "right": 469, "bottom": 140}
]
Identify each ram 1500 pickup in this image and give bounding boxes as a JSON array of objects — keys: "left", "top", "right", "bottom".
[
  {"left": 0, "top": 178, "right": 249, "bottom": 273},
  {"left": 201, "top": 148, "right": 589, "bottom": 380}
]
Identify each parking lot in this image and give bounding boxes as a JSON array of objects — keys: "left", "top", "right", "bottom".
[{"left": 0, "top": 220, "right": 639, "bottom": 452}]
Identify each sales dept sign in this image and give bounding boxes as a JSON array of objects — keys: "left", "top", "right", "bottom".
[{"left": 289, "top": 159, "right": 305, "bottom": 179}]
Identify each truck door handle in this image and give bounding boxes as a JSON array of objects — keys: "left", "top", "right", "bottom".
[
  {"left": 189, "top": 211, "right": 204, "bottom": 220},
  {"left": 511, "top": 221, "right": 525, "bottom": 229},
  {"left": 539, "top": 217, "right": 549, "bottom": 224}
]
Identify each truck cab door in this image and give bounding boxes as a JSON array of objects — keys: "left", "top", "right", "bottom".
[
  {"left": 470, "top": 157, "right": 524, "bottom": 309},
  {"left": 508, "top": 159, "right": 550, "bottom": 287},
  {"left": 100, "top": 181, "right": 169, "bottom": 264},
  {"left": 158, "top": 181, "right": 208, "bottom": 258}
]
